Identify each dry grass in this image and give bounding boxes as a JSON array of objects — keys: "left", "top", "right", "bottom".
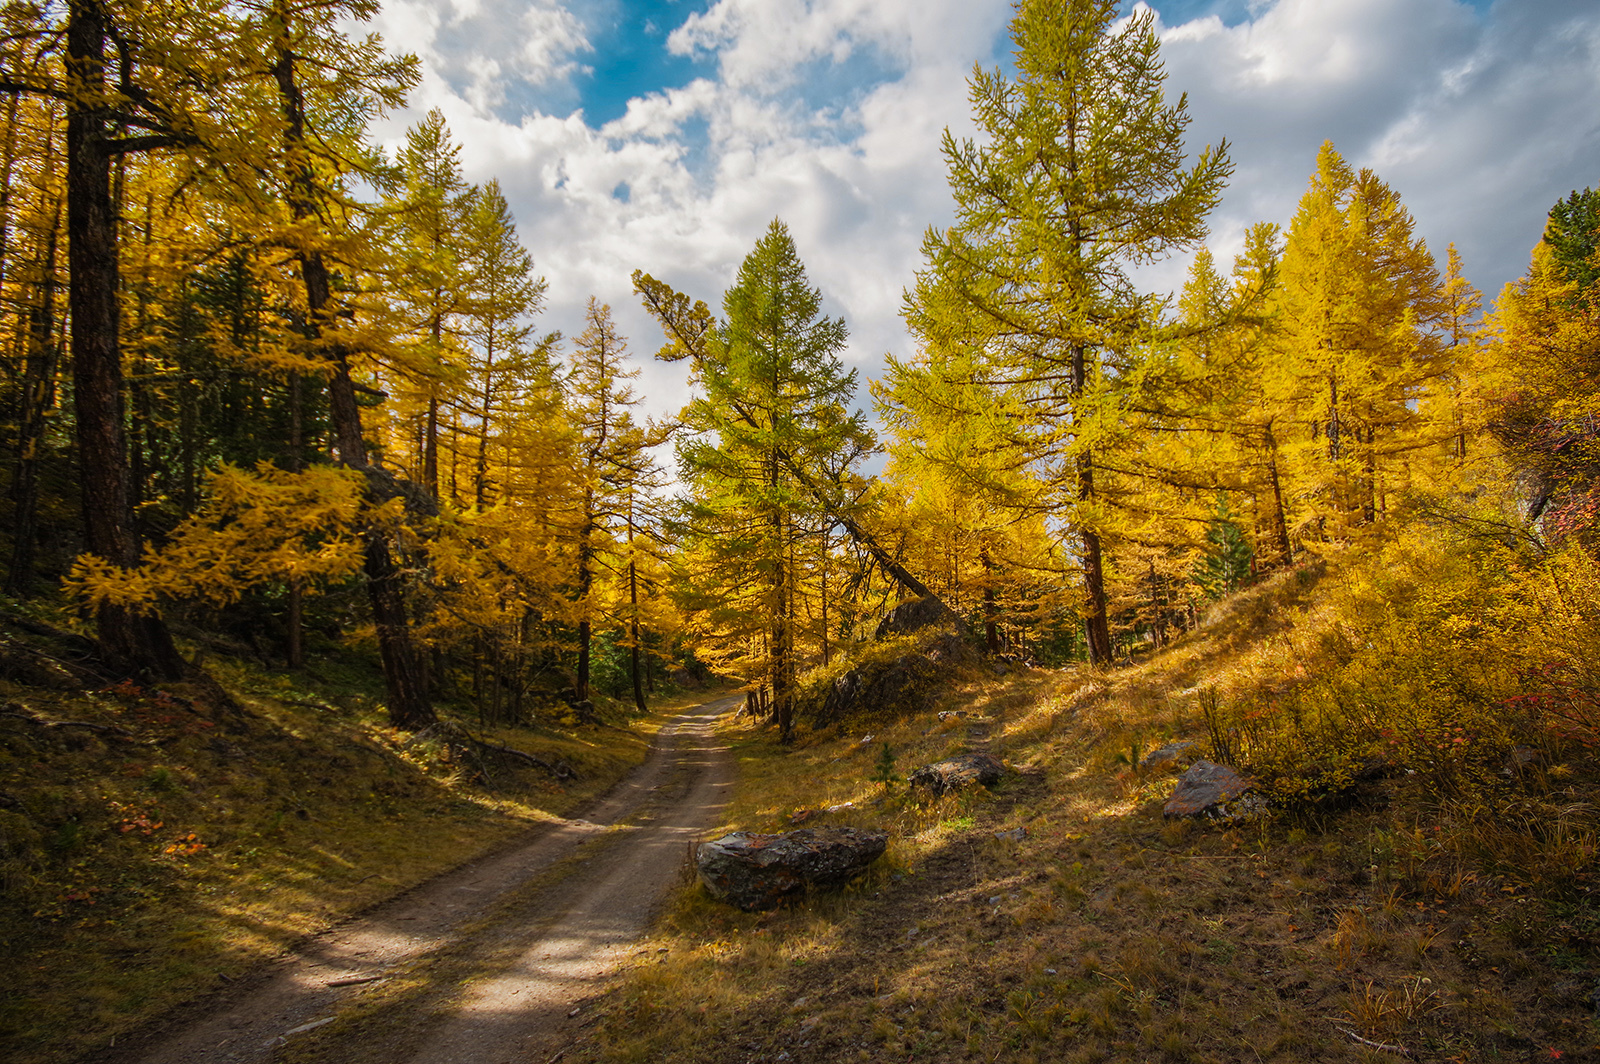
[
  {"left": 0, "top": 643, "right": 704, "bottom": 1064},
  {"left": 559, "top": 548, "right": 1600, "bottom": 1064}
]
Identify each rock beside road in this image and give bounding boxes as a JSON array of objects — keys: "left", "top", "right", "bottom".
[
  {"left": 697, "top": 827, "right": 888, "bottom": 912},
  {"left": 908, "top": 752, "right": 1005, "bottom": 796}
]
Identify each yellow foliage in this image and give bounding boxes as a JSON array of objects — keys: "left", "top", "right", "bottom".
[{"left": 66, "top": 463, "right": 367, "bottom": 610}]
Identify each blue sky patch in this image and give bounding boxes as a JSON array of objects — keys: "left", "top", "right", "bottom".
[{"left": 577, "top": 0, "right": 716, "bottom": 125}]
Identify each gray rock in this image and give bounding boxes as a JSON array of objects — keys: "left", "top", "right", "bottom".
[
  {"left": 908, "top": 752, "right": 1005, "bottom": 796},
  {"left": 1140, "top": 740, "right": 1199, "bottom": 771},
  {"left": 1163, "top": 759, "right": 1266, "bottom": 821},
  {"left": 994, "top": 827, "right": 1027, "bottom": 843},
  {"left": 697, "top": 827, "right": 888, "bottom": 912}
]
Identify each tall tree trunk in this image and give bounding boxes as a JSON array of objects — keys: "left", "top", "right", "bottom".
[
  {"left": 66, "top": 0, "right": 183, "bottom": 680},
  {"left": 272, "top": 9, "right": 432, "bottom": 728},
  {"left": 819, "top": 524, "right": 830, "bottom": 668},
  {"left": 7, "top": 175, "right": 61, "bottom": 595},
  {"left": 1147, "top": 559, "right": 1166, "bottom": 649},
  {"left": 1264, "top": 424, "right": 1293, "bottom": 568},
  {"left": 575, "top": 510, "right": 593, "bottom": 704},
  {"left": 627, "top": 501, "right": 646, "bottom": 714},
  {"left": 1071, "top": 341, "right": 1113, "bottom": 665},
  {"left": 770, "top": 473, "right": 792, "bottom": 743},
  {"left": 285, "top": 369, "right": 304, "bottom": 667},
  {"left": 1363, "top": 424, "right": 1377, "bottom": 523},
  {"left": 980, "top": 543, "right": 1000, "bottom": 656}
]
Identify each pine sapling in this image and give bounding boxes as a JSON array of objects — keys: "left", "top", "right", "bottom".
[{"left": 870, "top": 742, "right": 898, "bottom": 791}]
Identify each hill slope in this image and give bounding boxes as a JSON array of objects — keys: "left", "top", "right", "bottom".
[{"left": 565, "top": 542, "right": 1600, "bottom": 1064}]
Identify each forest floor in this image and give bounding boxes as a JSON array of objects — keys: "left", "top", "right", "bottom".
[
  {"left": 0, "top": 610, "right": 732, "bottom": 1064},
  {"left": 553, "top": 571, "right": 1600, "bottom": 1064},
  {"left": 87, "top": 692, "right": 738, "bottom": 1064}
]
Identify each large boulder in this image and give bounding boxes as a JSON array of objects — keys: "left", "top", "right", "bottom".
[
  {"left": 908, "top": 752, "right": 1005, "bottom": 796},
  {"left": 697, "top": 827, "right": 888, "bottom": 912},
  {"left": 1163, "top": 760, "right": 1266, "bottom": 821}
]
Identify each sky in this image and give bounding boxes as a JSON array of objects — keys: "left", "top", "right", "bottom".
[{"left": 362, "top": 0, "right": 1600, "bottom": 429}]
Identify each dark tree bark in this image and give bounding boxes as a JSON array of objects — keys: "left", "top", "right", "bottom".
[
  {"left": 271, "top": 9, "right": 434, "bottom": 729},
  {"left": 65, "top": 0, "right": 184, "bottom": 680},
  {"left": 1072, "top": 341, "right": 1113, "bottom": 666},
  {"left": 980, "top": 544, "right": 1000, "bottom": 656},
  {"left": 627, "top": 501, "right": 646, "bottom": 714},
  {"left": 7, "top": 169, "right": 61, "bottom": 595},
  {"left": 575, "top": 513, "right": 593, "bottom": 703},
  {"left": 285, "top": 370, "right": 304, "bottom": 668},
  {"left": 1264, "top": 424, "right": 1293, "bottom": 568}
]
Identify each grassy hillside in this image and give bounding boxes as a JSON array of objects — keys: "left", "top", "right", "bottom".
[
  {"left": 0, "top": 612, "right": 698, "bottom": 1064},
  {"left": 567, "top": 528, "right": 1600, "bottom": 1063}
]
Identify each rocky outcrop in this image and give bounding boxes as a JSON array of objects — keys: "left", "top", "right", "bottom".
[
  {"left": 820, "top": 652, "right": 940, "bottom": 723},
  {"left": 697, "top": 827, "right": 888, "bottom": 912},
  {"left": 1163, "top": 760, "right": 1266, "bottom": 821},
  {"left": 908, "top": 752, "right": 1005, "bottom": 796},
  {"left": 874, "top": 595, "right": 967, "bottom": 640}
]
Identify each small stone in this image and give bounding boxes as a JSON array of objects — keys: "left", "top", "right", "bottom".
[
  {"left": 1139, "top": 740, "right": 1199, "bottom": 771},
  {"left": 994, "top": 827, "right": 1027, "bottom": 843}
]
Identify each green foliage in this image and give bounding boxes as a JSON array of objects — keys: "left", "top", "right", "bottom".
[
  {"left": 871, "top": 742, "right": 897, "bottom": 790},
  {"left": 1193, "top": 497, "right": 1253, "bottom": 600},
  {"left": 642, "top": 220, "right": 872, "bottom": 741},
  {"left": 1545, "top": 186, "right": 1600, "bottom": 295}
]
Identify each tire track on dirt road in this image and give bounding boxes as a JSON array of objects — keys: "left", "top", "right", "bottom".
[{"left": 97, "top": 694, "right": 737, "bottom": 1064}]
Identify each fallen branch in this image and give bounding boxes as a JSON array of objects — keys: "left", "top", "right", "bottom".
[
  {"left": 419, "top": 721, "right": 578, "bottom": 782},
  {"left": 0, "top": 631, "right": 114, "bottom": 686},
  {"left": 460, "top": 732, "right": 578, "bottom": 782},
  {"left": 1331, "top": 1024, "right": 1411, "bottom": 1057},
  {"left": 0, "top": 609, "right": 99, "bottom": 656},
  {"left": 2, "top": 705, "right": 136, "bottom": 740}
]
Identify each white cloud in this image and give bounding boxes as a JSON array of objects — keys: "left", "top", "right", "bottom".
[
  {"left": 1159, "top": 0, "right": 1600, "bottom": 297},
  {"left": 366, "top": 0, "right": 1600, "bottom": 433}
]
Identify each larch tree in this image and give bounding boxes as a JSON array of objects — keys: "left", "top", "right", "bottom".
[
  {"left": 898, "top": 0, "right": 1231, "bottom": 665},
  {"left": 1269, "top": 143, "right": 1452, "bottom": 536},
  {"left": 386, "top": 109, "right": 473, "bottom": 499},
  {"left": 257, "top": 0, "right": 438, "bottom": 728},
  {"left": 1485, "top": 196, "right": 1600, "bottom": 546},
  {"left": 640, "top": 220, "right": 870, "bottom": 742},
  {"left": 566, "top": 299, "right": 656, "bottom": 707},
  {"left": 5, "top": 93, "right": 65, "bottom": 595},
  {"left": 22, "top": 0, "right": 255, "bottom": 679},
  {"left": 458, "top": 178, "right": 549, "bottom": 510}
]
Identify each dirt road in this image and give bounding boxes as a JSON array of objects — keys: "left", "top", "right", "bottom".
[{"left": 98, "top": 694, "right": 737, "bottom": 1064}]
